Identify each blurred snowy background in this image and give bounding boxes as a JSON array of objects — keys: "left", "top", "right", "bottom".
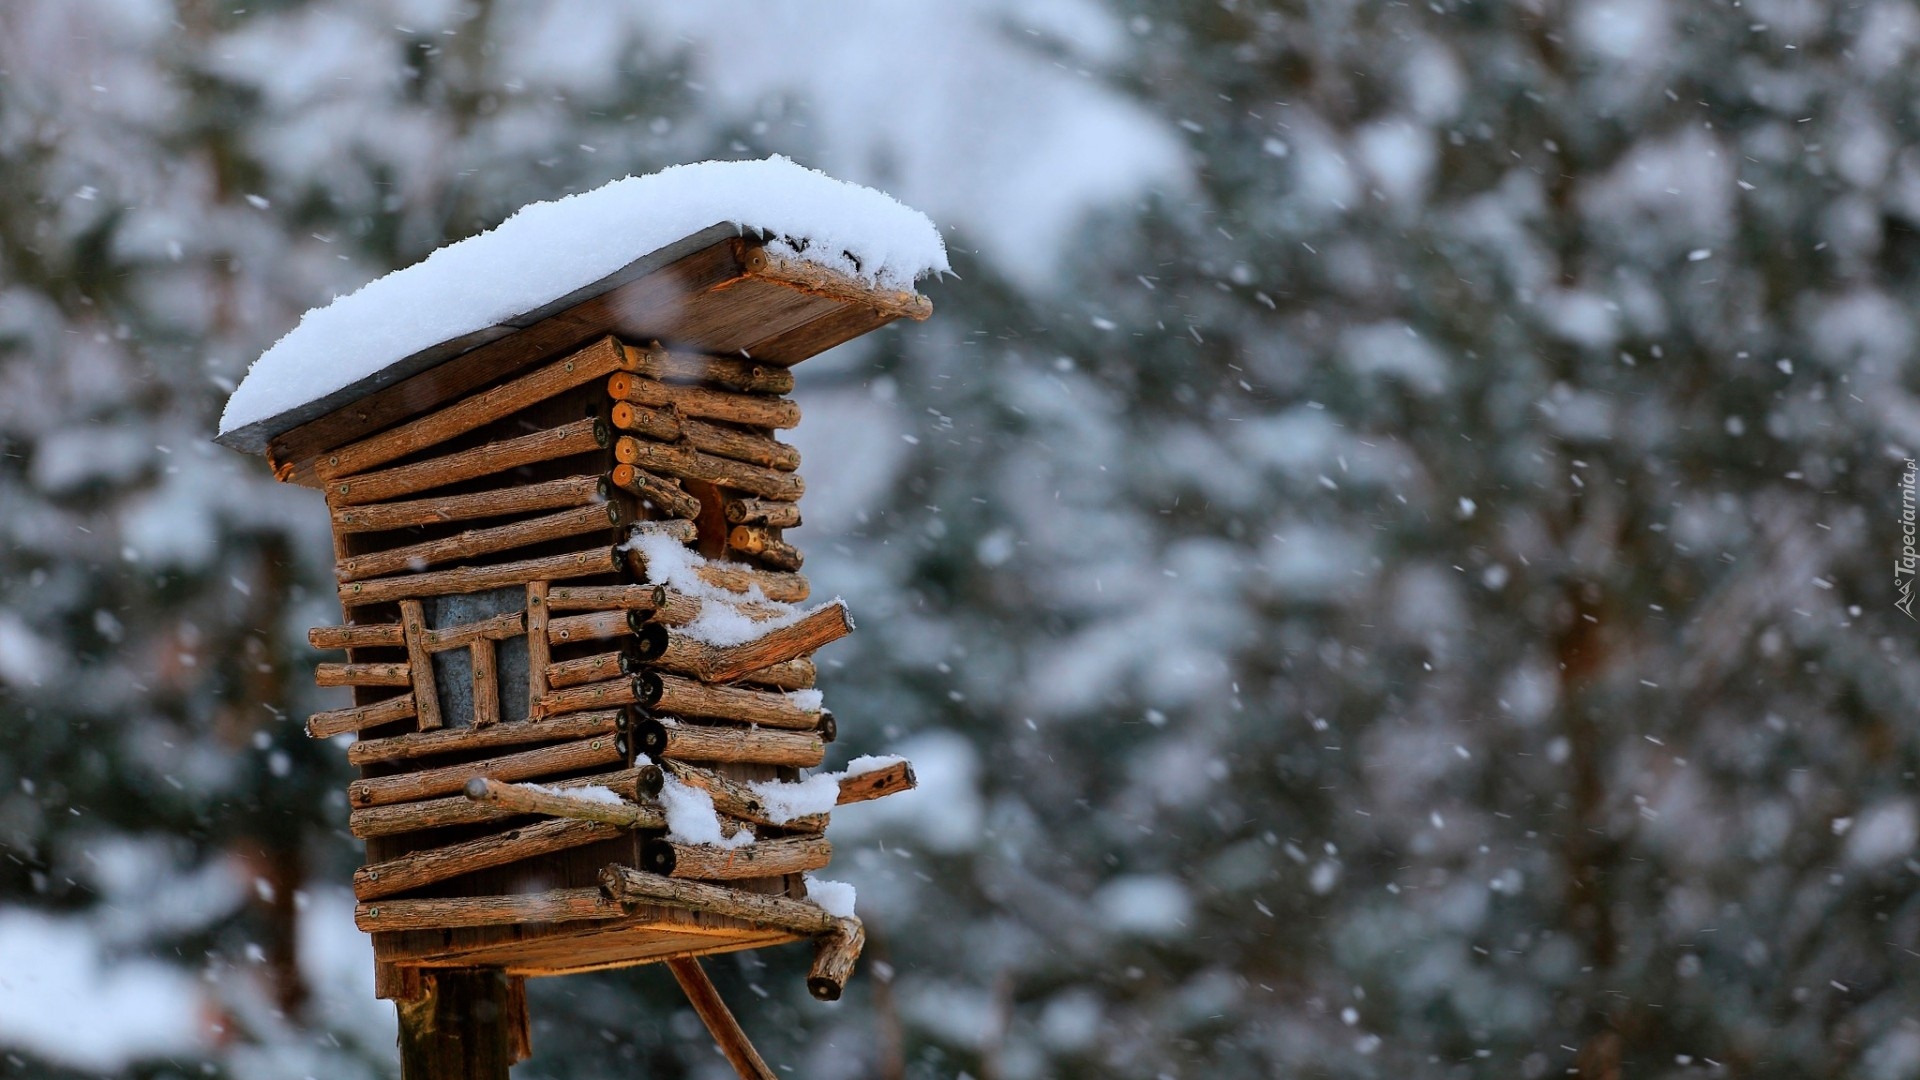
[{"left": 4, "top": 0, "right": 1920, "bottom": 1077}]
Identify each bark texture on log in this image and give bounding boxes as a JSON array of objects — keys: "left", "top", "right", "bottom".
[
  {"left": 615, "top": 436, "right": 803, "bottom": 502},
  {"left": 463, "top": 776, "right": 662, "bottom": 829},
  {"left": 331, "top": 474, "right": 605, "bottom": 534},
  {"left": 419, "top": 611, "right": 525, "bottom": 652},
  {"left": 307, "top": 692, "right": 416, "bottom": 738},
  {"left": 346, "top": 710, "right": 621, "bottom": 767},
  {"left": 663, "top": 761, "right": 825, "bottom": 833},
  {"left": 642, "top": 836, "right": 831, "bottom": 880},
  {"left": 356, "top": 888, "right": 620, "bottom": 931},
  {"left": 347, "top": 735, "right": 625, "bottom": 808},
  {"left": 396, "top": 968, "right": 528, "bottom": 1080},
  {"left": 837, "top": 759, "right": 918, "bottom": 805},
  {"left": 807, "top": 918, "right": 866, "bottom": 1002},
  {"left": 400, "top": 600, "right": 443, "bottom": 731},
  {"left": 646, "top": 672, "right": 820, "bottom": 730},
  {"left": 309, "top": 623, "right": 405, "bottom": 650},
  {"left": 608, "top": 372, "right": 800, "bottom": 429},
  {"left": 314, "top": 662, "right": 411, "bottom": 688},
  {"left": 696, "top": 602, "right": 850, "bottom": 684},
  {"left": 599, "top": 864, "right": 838, "bottom": 935},
  {"left": 619, "top": 342, "right": 794, "bottom": 395},
  {"left": 348, "top": 766, "right": 655, "bottom": 838},
  {"left": 355, "top": 817, "right": 623, "bottom": 899},
  {"left": 341, "top": 547, "right": 617, "bottom": 606},
  {"left": 525, "top": 581, "right": 550, "bottom": 718},
  {"left": 470, "top": 637, "right": 500, "bottom": 728},
  {"left": 724, "top": 499, "right": 802, "bottom": 528},
  {"left": 544, "top": 647, "right": 644, "bottom": 690},
  {"left": 726, "top": 525, "right": 804, "bottom": 571},
  {"left": 609, "top": 463, "right": 703, "bottom": 520},
  {"left": 545, "top": 583, "right": 666, "bottom": 612},
  {"left": 633, "top": 718, "right": 825, "bottom": 768},
  {"left": 329, "top": 417, "right": 607, "bottom": 507},
  {"left": 667, "top": 957, "right": 779, "bottom": 1080},
  {"left": 628, "top": 553, "right": 809, "bottom": 603},
  {"left": 336, "top": 501, "right": 621, "bottom": 582}
]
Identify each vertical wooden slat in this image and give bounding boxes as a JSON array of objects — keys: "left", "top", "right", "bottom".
[
  {"left": 526, "top": 581, "right": 550, "bottom": 718},
  {"left": 401, "top": 600, "right": 443, "bottom": 731},
  {"left": 471, "top": 637, "right": 500, "bottom": 728}
]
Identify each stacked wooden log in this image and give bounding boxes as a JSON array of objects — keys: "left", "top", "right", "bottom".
[{"left": 298, "top": 334, "right": 914, "bottom": 1000}]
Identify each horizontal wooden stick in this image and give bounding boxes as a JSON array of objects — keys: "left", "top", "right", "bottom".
[
  {"left": 341, "top": 546, "right": 618, "bottom": 606},
  {"left": 546, "top": 583, "right": 666, "bottom": 612},
  {"left": 650, "top": 589, "right": 792, "bottom": 627},
  {"left": 329, "top": 417, "right": 608, "bottom": 507},
  {"left": 739, "top": 658, "right": 816, "bottom": 691},
  {"left": 309, "top": 623, "right": 405, "bottom": 650},
  {"left": 346, "top": 710, "right": 623, "bottom": 767},
  {"left": 629, "top": 554, "right": 809, "bottom": 604},
  {"left": 698, "top": 602, "right": 851, "bottom": 684},
  {"left": 808, "top": 918, "right": 865, "bottom": 1001},
  {"left": 608, "top": 372, "right": 800, "bottom": 430},
  {"left": 646, "top": 672, "right": 819, "bottom": 730},
  {"left": 837, "top": 760, "right": 917, "bottom": 806},
  {"left": 355, "top": 818, "right": 623, "bottom": 900},
  {"left": 337, "top": 501, "right": 623, "bottom": 582},
  {"left": 314, "top": 662, "right": 411, "bottom": 688},
  {"left": 630, "top": 517, "right": 700, "bottom": 544},
  {"left": 535, "top": 676, "right": 644, "bottom": 718},
  {"left": 727, "top": 525, "right": 803, "bottom": 571},
  {"left": 322, "top": 336, "right": 625, "bottom": 482},
  {"left": 331, "top": 475, "right": 607, "bottom": 534},
  {"left": 609, "top": 401, "right": 683, "bottom": 441},
  {"left": 634, "top": 718, "right": 824, "bottom": 768},
  {"left": 724, "top": 499, "right": 801, "bottom": 528},
  {"left": 679, "top": 417, "right": 800, "bottom": 472},
  {"left": 464, "top": 776, "right": 662, "bottom": 829},
  {"left": 620, "top": 342, "right": 794, "bottom": 395},
  {"left": 600, "top": 864, "right": 838, "bottom": 935},
  {"left": 355, "top": 887, "right": 622, "bottom": 932},
  {"left": 615, "top": 436, "right": 803, "bottom": 502},
  {"left": 307, "top": 693, "right": 415, "bottom": 738},
  {"left": 641, "top": 835, "right": 831, "bottom": 880},
  {"left": 347, "top": 735, "right": 625, "bottom": 808},
  {"left": 348, "top": 766, "right": 657, "bottom": 838},
  {"left": 663, "top": 761, "right": 825, "bottom": 833},
  {"left": 609, "top": 463, "right": 703, "bottom": 520},
  {"left": 419, "top": 610, "right": 525, "bottom": 652},
  {"left": 547, "top": 609, "right": 653, "bottom": 646},
  {"left": 545, "top": 648, "right": 644, "bottom": 690}
]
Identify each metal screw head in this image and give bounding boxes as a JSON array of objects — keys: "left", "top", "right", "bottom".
[
  {"left": 366, "top": 907, "right": 379, "bottom": 917},
  {"left": 337, "top": 484, "right": 350, "bottom": 494},
  {"left": 328, "top": 456, "right": 338, "bottom": 466},
  {"left": 367, "top": 870, "right": 379, "bottom": 880}
]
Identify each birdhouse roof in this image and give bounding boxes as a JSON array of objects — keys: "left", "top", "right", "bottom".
[{"left": 215, "top": 157, "right": 946, "bottom": 462}]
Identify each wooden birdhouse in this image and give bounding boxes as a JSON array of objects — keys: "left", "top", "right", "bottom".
[{"left": 215, "top": 159, "right": 942, "bottom": 1073}]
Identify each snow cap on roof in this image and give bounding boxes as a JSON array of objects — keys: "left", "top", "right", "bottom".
[{"left": 219, "top": 156, "right": 947, "bottom": 436}]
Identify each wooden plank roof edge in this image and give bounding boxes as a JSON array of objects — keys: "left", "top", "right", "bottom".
[{"left": 218, "top": 224, "right": 933, "bottom": 459}]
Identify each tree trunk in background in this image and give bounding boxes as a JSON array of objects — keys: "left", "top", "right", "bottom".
[{"left": 397, "top": 968, "right": 526, "bottom": 1079}]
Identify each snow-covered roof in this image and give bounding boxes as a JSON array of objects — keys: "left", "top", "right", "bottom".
[{"left": 217, "top": 156, "right": 947, "bottom": 451}]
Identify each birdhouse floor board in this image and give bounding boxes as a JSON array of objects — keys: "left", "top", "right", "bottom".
[
  {"left": 332, "top": 474, "right": 607, "bottom": 535},
  {"left": 388, "top": 924, "right": 801, "bottom": 979},
  {"left": 341, "top": 546, "right": 619, "bottom": 606}
]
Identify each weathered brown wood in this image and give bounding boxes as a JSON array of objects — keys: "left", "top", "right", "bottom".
[
  {"left": 814, "top": 710, "right": 838, "bottom": 745},
  {"left": 724, "top": 499, "right": 802, "bottom": 528},
  {"left": 726, "top": 525, "right": 804, "bottom": 571},
  {"left": 329, "top": 417, "right": 608, "bottom": 507},
  {"left": 547, "top": 608, "right": 649, "bottom": 646},
  {"left": 525, "top": 581, "right": 550, "bottom": 718},
  {"left": 608, "top": 373, "right": 800, "bottom": 430},
  {"left": 534, "top": 676, "right": 644, "bottom": 719},
  {"left": 546, "top": 583, "right": 666, "bottom": 612},
  {"left": 740, "top": 244, "right": 933, "bottom": 323},
  {"left": 614, "top": 436, "right": 803, "bottom": 502},
  {"left": 608, "top": 401, "right": 683, "bottom": 441},
  {"left": 470, "top": 638, "right": 500, "bottom": 727},
  {"left": 678, "top": 417, "right": 800, "bottom": 472},
  {"left": 396, "top": 968, "right": 524, "bottom": 1079},
  {"left": 650, "top": 588, "right": 792, "bottom": 626},
  {"left": 268, "top": 241, "right": 749, "bottom": 486},
  {"left": 348, "top": 735, "right": 626, "bottom": 808},
  {"left": 643, "top": 836, "right": 831, "bottom": 880},
  {"left": 309, "top": 623, "right": 406, "bottom": 650},
  {"left": 343, "top": 547, "right": 618, "bottom": 606},
  {"left": 337, "top": 502, "right": 623, "bottom": 582},
  {"left": 356, "top": 818, "right": 623, "bottom": 899},
  {"left": 807, "top": 918, "right": 865, "bottom": 1002},
  {"left": 628, "top": 551, "right": 810, "bottom": 603},
  {"left": 741, "top": 300, "right": 901, "bottom": 368},
  {"left": 357, "top": 888, "right": 621, "bottom": 932},
  {"left": 634, "top": 718, "right": 825, "bottom": 768},
  {"left": 419, "top": 611, "right": 525, "bottom": 652},
  {"left": 739, "top": 658, "right": 817, "bottom": 691},
  {"left": 645, "top": 672, "right": 819, "bottom": 730},
  {"left": 697, "top": 602, "right": 850, "bottom": 684},
  {"left": 609, "top": 462, "right": 705, "bottom": 520},
  {"left": 545, "top": 647, "right": 644, "bottom": 690},
  {"left": 663, "top": 760, "right": 825, "bottom": 833},
  {"left": 463, "top": 776, "right": 662, "bottom": 829},
  {"left": 314, "top": 661, "right": 411, "bottom": 688},
  {"left": 400, "top": 600, "right": 444, "bottom": 731},
  {"left": 630, "top": 517, "right": 700, "bottom": 544},
  {"left": 349, "top": 766, "right": 655, "bottom": 838},
  {"left": 347, "top": 710, "right": 623, "bottom": 767},
  {"left": 332, "top": 475, "right": 607, "bottom": 534},
  {"left": 837, "top": 759, "right": 917, "bottom": 806},
  {"left": 600, "top": 864, "right": 839, "bottom": 935},
  {"left": 321, "top": 337, "right": 625, "bottom": 482},
  {"left": 666, "top": 957, "right": 779, "bottom": 1080},
  {"left": 620, "top": 341, "right": 795, "bottom": 395},
  {"left": 307, "top": 692, "right": 417, "bottom": 738}
]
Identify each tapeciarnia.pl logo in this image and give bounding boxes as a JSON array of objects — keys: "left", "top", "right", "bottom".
[{"left": 1900, "top": 458, "right": 1917, "bottom": 620}]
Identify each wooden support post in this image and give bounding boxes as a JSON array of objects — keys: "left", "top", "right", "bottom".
[
  {"left": 399, "top": 600, "right": 443, "bottom": 731},
  {"left": 667, "top": 957, "right": 779, "bottom": 1080},
  {"left": 470, "top": 637, "right": 499, "bottom": 728},
  {"left": 525, "top": 580, "right": 550, "bottom": 716},
  {"left": 396, "top": 967, "right": 528, "bottom": 1080}
]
